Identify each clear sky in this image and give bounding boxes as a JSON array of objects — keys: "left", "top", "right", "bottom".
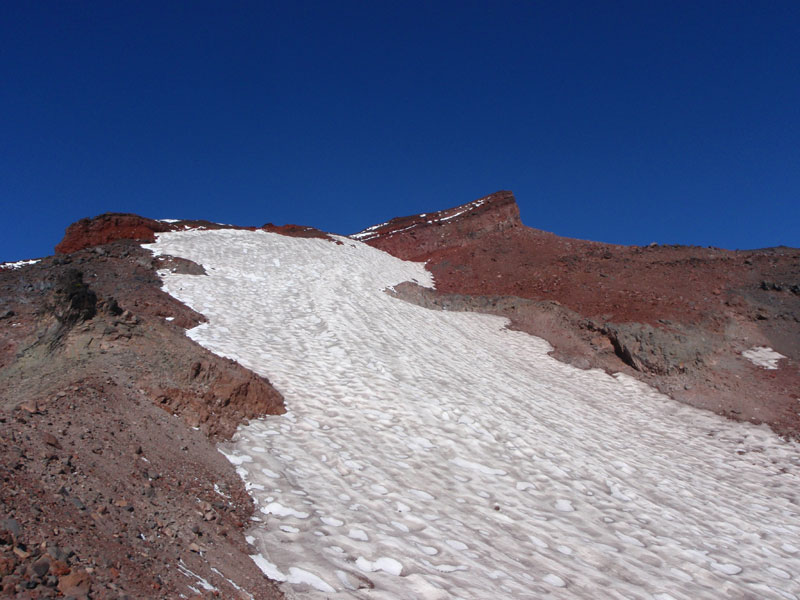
[{"left": 2, "top": 1, "right": 799, "bottom": 262}]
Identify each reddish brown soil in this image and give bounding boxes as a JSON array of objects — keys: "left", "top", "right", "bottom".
[
  {"left": 362, "top": 191, "right": 800, "bottom": 438},
  {"left": 261, "top": 223, "right": 335, "bottom": 241},
  {"left": 1, "top": 242, "right": 285, "bottom": 598}
]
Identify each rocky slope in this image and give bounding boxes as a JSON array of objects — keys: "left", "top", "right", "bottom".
[
  {"left": 357, "top": 191, "right": 800, "bottom": 438},
  {"left": 1, "top": 240, "right": 285, "bottom": 599}
]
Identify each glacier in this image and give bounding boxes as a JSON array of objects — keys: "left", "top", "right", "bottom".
[{"left": 146, "top": 229, "right": 800, "bottom": 599}]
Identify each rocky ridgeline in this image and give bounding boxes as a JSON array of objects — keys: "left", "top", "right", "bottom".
[
  {"left": 54, "top": 214, "right": 176, "bottom": 254},
  {"left": 35, "top": 195, "right": 800, "bottom": 438},
  {"left": 55, "top": 213, "right": 334, "bottom": 255},
  {"left": 352, "top": 190, "right": 521, "bottom": 261}
]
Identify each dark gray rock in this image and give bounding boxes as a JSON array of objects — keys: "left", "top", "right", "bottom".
[
  {"left": 1, "top": 518, "right": 21, "bottom": 537},
  {"left": 603, "top": 322, "right": 714, "bottom": 376},
  {"left": 32, "top": 557, "right": 50, "bottom": 577}
]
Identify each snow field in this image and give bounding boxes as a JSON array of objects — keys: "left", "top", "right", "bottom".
[{"left": 147, "top": 230, "right": 800, "bottom": 599}]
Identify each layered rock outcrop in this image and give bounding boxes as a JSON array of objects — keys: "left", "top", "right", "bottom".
[
  {"left": 54, "top": 213, "right": 176, "bottom": 253},
  {"left": 352, "top": 190, "right": 521, "bottom": 261}
]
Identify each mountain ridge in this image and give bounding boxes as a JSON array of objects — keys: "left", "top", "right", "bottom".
[
  {"left": 1, "top": 190, "right": 798, "bottom": 597},
  {"left": 34, "top": 190, "right": 800, "bottom": 438}
]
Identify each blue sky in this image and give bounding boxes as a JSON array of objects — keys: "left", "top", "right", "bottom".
[{"left": 2, "top": 1, "right": 798, "bottom": 262}]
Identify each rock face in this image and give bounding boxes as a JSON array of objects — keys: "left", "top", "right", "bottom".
[
  {"left": 262, "top": 223, "right": 336, "bottom": 241},
  {"left": 362, "top": 191, "right": 800, "bottom": 438},
  {"left": 51, "top": 268, "right": 100, "bottom": 326},
  {"left": 602, "top": 322, "right": 712, "bottom": 376},
  {"left": 352, "top": 190, "right": 521, "bottom": 260},
  {"left": 54, "top": 213, "right": 176, "bottom": 254}
]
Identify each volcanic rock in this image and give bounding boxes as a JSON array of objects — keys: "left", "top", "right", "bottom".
[
  {"left": 55, "top": 213, "right": 175, "bottom": 254},
  {"left": 353, "top": 190, "right": 521, "bottom": 260},
  {"left": 57, "top": 570, "right": 91, "bottom": 597},
  {"left": 54, "top": 212, "right": 338, "bottom": 258},
  {"left": 0, "top": 240, "right": 285, "bottom": 598}
]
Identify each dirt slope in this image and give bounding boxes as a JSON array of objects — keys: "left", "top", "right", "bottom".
[{"left": 0, "top": 241, "right": 285, "bottom": 599}]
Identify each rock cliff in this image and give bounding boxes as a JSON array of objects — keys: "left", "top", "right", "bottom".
[
  {"left": 54, "top": 213, "right": 176, "bottom": 254},
  {"left": 353, "top": 190, "right": 521, "bottom": 260}
]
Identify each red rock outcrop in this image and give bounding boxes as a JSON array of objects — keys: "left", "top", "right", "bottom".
[
  {"left": 55, "top": 213, "right": 340, "bottom": 256},
  {"left": 55, "top": 213, "right": 177, "bottom": 254},
  {"left": 352, "top": 190, "right": 521, "bottom": 261},
  {"left": 262, "top": 223, "right": 337, "bottom": 241}
]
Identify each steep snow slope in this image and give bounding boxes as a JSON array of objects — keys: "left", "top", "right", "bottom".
[{"left": 147, "top": 230, "right": 800, "bottom": 600}]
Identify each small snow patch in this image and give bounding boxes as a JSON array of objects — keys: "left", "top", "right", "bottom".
[
  {"left": 261, "top": 502, "right": 309, "bottom": 519},
  {"left": 451, "top": 457, "right": 507, "bottom": 476},
  {"left": 409, "top": 489, "right": 435, "bottom": 501},
  {"left": 220, "top": 450, "right": 253, "bottom": 465},
  {"left": 711, "top": 561, "right": 742, "bottom": 575},
  {"left": 743, "top": 346, "right": 786, "bottom": 370},
  {"left": 446, "top": 539, "right": 468, "bottom": 551},
  {"left": 250, "top": 554, "right": 286, "bottom": 581},
  {"left": 1, "top": 259, "right": 40, "bottom": 270},
  {"left": 348, "top": 528, "right": 369, "bottom": 541},
  {"left": 767, "top": 566, "right": 791, "bottom": 580},
  {"left": 177, "top": 561, "right": 217, "bottom": 592}
]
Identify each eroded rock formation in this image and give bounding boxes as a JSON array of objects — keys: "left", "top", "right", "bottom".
[{"left": 54, "top": 213, "right": 176, "bottom": 254}]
